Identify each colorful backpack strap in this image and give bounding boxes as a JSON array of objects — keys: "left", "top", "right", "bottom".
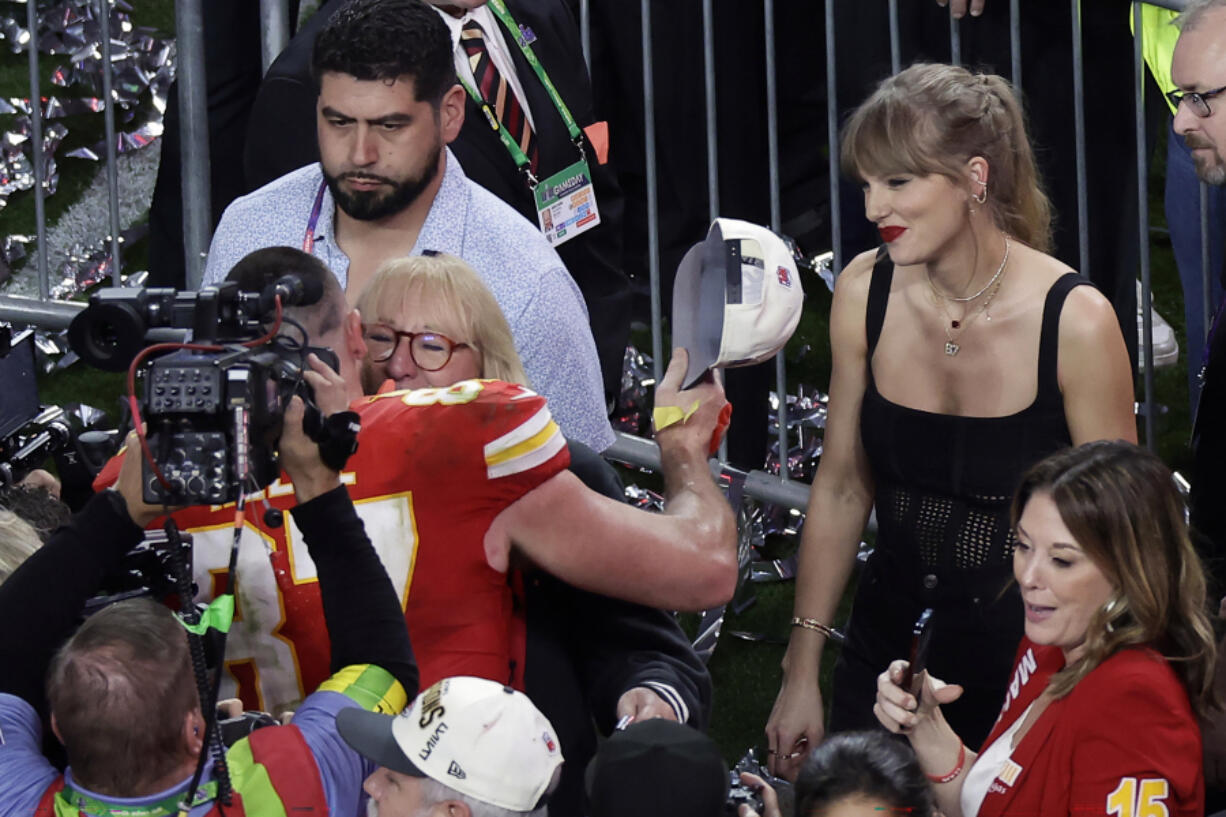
[
  {"left": 222, "top": 725, "right": 328, "bottom": 816},
  {"left": 34, "top": 777, "right": 65, "bottom": 817}
]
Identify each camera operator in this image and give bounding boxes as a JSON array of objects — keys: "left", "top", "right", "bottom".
[{"left": 0, "top": 377, "right": 420, "bottom": 814}]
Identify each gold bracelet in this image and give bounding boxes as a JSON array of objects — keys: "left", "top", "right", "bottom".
[{"left": 791, "top": 616, "right": 835, "bottom": 638}]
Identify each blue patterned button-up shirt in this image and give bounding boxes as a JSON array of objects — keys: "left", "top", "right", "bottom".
[{"left": 203, "top": 149, "right": 614, "bottom": 451}]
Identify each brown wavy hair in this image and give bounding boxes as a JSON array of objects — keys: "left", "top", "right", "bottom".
[
  {"left": 841, "top": 63, "right": 1053, "bottom": 254},
  {"left": 1011, "top": 441, "right": 1218, "bottom": 716}
]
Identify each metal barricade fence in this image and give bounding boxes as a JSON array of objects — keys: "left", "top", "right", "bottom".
[
  {"left": 605, "top": 0, "right": 1197, "bottom": 469},
  {"left": 0, "top": 0, "right": 1208, "bottom": 509}
]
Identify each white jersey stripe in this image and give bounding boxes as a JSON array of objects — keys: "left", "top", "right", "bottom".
[
  {"left": 484, "top": 404, "right": 553, "bottom": 460},
  {"left": 487, "top": 424, "right": 566, "bottom": 480}
]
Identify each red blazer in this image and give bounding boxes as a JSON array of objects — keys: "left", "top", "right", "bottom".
[{"left": 974, "top": 637, "right": 1203, "bottom": 817}]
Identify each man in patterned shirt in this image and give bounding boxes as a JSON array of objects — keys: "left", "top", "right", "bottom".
[
  {"left": 203, "top": 0, "right": 612, "bottom": 452},
  {"left": 97, "top": 247, "right": 735, "bottom": 717}
]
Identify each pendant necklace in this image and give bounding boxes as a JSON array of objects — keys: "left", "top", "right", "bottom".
[{"left": 929, "top": 236, "right": 1011, "bottom": 356}]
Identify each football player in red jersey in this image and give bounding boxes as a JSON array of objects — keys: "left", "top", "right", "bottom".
[{"left": 96, "top": 247, "right": 734, "bottom": 714}]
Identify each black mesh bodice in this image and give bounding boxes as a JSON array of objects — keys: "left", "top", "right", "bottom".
[{"left": 859, "top": 253, "right": 1084, "bottom": 601}]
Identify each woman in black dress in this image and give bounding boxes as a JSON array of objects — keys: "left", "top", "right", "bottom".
[{"left": 765, "top": 63, "right": 1136, "bottom": 777}]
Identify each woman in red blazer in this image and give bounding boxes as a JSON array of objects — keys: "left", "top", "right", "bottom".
[{"left": 874, "top": 441, "right": 1218, "bottom": 817}]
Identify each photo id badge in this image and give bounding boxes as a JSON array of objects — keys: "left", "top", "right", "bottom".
[{"left": 534, "top": 158, "right": 600, "bottom": 247}]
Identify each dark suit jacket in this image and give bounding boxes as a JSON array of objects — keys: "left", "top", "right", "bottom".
[
  {"left": 526, "top": 441, "right": 711, "bottom": 817},
  {"left": 243, "top": 0, "right": 631, "bottom": 401}
]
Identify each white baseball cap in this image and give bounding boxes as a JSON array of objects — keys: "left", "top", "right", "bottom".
[
  {"left": 672, "top": 218, "right": 804, "bottom": 388},
  {"left": 337, "top": 676, "right": 563, "bottom": 812}
]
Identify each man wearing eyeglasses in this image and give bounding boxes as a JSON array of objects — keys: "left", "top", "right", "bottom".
[
  {"left": 1172, "top": 0, "right": 1226, "bottom": 187},
  {"left": 1175, "top": 4, "right": 1226, "bottom": 811}
]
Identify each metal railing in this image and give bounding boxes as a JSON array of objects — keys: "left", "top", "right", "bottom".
[
  {"left": 0, "top": 0, "right": 1213, "bottom": 510},
  {"left": 608, "top": 0, "right": 1200, "bottom": 462}
]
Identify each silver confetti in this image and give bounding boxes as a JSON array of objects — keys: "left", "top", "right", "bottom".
[{"left": 0, "top": 0, "right": 173, "bottom": 296}]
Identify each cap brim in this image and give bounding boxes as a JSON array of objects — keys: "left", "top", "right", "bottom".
[
  {"left": 672, "top": 224, "right": 729, "bottom": 389},
  {"left": 336, "top": 708, "right": 426, "bottom": 777}
]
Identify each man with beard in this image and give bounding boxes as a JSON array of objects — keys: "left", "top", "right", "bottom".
[
  {"left": 202, "top": 0, "right": 613, "bottom": 452},
  {"left": 1175, "top": 4, "right": 1226, "bottom": 809},
  {"left": 243, "top": 0, "right": 632, "bottom": 406},
  {"left": 1177, "top": 0, "right": 1226, "bottom": 577},
  {"left": 1172, "top": 0, "right": 1226, "bottom": 187}
]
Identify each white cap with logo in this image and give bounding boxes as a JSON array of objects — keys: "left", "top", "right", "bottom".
[
  {"left": 337, "top": 676, "right": 564, "bottom": 812},
  {"left": 672, "top": 218, "right": 805, "bottom": 388}
]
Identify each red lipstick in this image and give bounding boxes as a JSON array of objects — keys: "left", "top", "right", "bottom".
[{"left": 879, "top": 226, "right": 906, "bottom": 243}]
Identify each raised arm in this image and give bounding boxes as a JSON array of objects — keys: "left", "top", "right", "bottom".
[
  {"left": 0, "top": 436, "right": 157, "bottom": 707},
  {"left": 875, "top": 661, "right": 973, "bottom": 817},
  {"left": 766, "top": 251, "right": 879, "bottom": 779},
  {"left": 486, "top": 348, "right": 737, "bottom": 611},
  {"left": 535, "top": 442, "right": 710, "bottom": 731},
  {"left": 1058, "top": 286, "right": 1138, "bottom": 446}
]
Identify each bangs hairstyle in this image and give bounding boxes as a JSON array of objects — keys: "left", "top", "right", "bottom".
[
  {"left": 356, "top": 254, "right": 529, "bottom": 387},
  {"left": 841, "top": 63, "right": 1053, "bottom": 253},
  {"left": 1011, "top": 441, "right": 1218, "bottom": 716}
]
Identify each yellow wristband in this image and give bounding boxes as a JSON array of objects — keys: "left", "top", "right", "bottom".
[{"left": 652, "top": 399, "right": 702, "bottom": 432}]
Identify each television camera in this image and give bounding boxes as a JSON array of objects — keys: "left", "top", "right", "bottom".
[{"left": 67, "top": 275, "right": 336, "bottom": 507}]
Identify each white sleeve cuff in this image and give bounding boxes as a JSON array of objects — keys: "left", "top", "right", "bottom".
[{"left": 641, "top": 681, "right": 689, "bottom": 724}]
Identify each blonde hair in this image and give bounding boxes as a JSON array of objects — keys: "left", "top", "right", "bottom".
[
  {"left": 356, "top": 254, "right": 529, "bottom": 386},
  {"left": 841, "top": 63, "right": 1053, "bottom": 254},
  {"left": 0, "top": 508, "right": 42, "bottom": 585},
  {"left": 1012, "top": 441, "right": 1218, "bottom": 716}
]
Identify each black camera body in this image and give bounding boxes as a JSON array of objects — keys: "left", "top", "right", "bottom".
[
  {"left": 69, "top": 277, "right": 330, "bottom": 506},
  {"left": 140, "top": 345, "right": 322, "bottom": 505}
]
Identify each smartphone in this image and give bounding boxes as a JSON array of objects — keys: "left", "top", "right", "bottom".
[{"left": 899, "top": 607, "right": 935, "bottom": 699}]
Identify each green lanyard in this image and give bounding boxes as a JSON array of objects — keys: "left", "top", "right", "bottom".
[
  {"left": 58, "top": 781, "right": 218, "bottom": 817},
  {"left": 458, "top": 0, "right": 585, "bottom": 185}
]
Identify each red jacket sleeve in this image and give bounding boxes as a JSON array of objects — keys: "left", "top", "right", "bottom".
[{"left": 1066, "top": 653, "right": 1204, "bottom": 817}]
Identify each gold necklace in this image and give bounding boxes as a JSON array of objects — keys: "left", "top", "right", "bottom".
[
  {"left": 933, "top": 259, "right": 1008, "bottom": 356},
  {"left": 926, "top": 236, "right": 1011, "bottom": 303}
]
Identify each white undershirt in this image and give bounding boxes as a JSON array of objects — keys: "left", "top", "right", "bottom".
[
  {"left": 433, "top": 5, "right": 537, "bottom": 131},
  {"left": 960, "top": 701, "right": 1034, "bottom": 817}
]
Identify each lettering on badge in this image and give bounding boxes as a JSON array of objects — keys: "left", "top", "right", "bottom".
[{"left": 549, "top": 173, "right": 587, "bottom": 200}]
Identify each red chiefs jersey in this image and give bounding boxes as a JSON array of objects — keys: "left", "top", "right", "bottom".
[
  {"left": 971, "top": 637, "right": 1203, "bottom": 817},
  {"left": 95, "top": 379, "right": 569, "bottom": 712}
]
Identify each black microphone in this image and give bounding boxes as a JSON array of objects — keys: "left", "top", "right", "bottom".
[{"left": 259, "top": 273, "right": 325, "bottom": 314}]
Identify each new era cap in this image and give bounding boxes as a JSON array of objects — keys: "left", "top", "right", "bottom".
[
  {"left": 337, "top": 676, "right": 563, "bottom": 812},
  {"left": 672, "top": 218, "right": 804, "bottom": 388}
]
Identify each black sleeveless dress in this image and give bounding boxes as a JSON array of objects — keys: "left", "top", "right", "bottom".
[{"left": 826, "top": 253, "right": 1087, "bottom": 749}]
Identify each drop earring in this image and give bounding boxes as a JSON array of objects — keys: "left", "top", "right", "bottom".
[{"left": 1102, "top": 596, "right": 1123, "bottom": 634}]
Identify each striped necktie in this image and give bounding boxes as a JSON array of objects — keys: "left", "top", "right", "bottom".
[{"left": 460, "top": 18, "right": 539, "bottom": 174}]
